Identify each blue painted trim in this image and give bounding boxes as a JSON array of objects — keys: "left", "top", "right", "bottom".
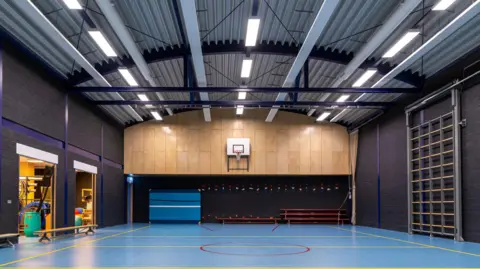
[
  {"left": 100, "top": 124, "right": 104, "bottom": 227},
  {"left": 68, "top": 144, "right": 100, "bottom": 162},
  {"left": 104, "top": 158, "right": 122, "bottom": 169},
  {"left": 377, "top": 124, "right": 381, "bottom": 228},
  {"left": 2, "top": 118, "right": 64, "bottom": 148},
  {"left": 64, "top": 94, "right": 69, "bottom": 226},
  {"left": 0, "top": 41, "right": 3, "bottom": 212},
  {"left": 71, "top": 86, "right": 419, "bottom": 94}
]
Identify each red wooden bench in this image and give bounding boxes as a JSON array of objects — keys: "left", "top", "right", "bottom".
[
  {"left": 217, "top": 217, "right": 281, "bottom": 224},
  {"left": 281, "top": 208, "right": 349, "bottom": 225}
]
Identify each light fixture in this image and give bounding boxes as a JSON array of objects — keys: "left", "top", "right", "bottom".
[
  {"left": 145, "top": 104, "right": 154, "bottom": 108},
  {"left": 241, "top": 59, "right": 253, "bottom": 78},
  {"left": 336, "top": 94, "right": 350, "bottom": 102},
  {"left": 432, "top": 0, "right": 456, "bottom": 10},
  {"left": 236, "top": 105, "right": 244, "bottom": 115},
  {"left": 27, "top": 160, "right": 44, "bottom": 163},
  {"left": 352, "top": 69, "right": 377, "bottom": 87},
  {"left": 88, "top": 31, "right": 117, "bottom": 57},
  {"left": 316, "top": 112, "right": 331, "bottom": 122},
  {"left": 238, "top": 92, "right": 247, "bottom": 100},
  {"left": 245, "top": 18, "right": 261, "bottom": 47},
  {"left": 137, "top": 94, "right": 149, "bottom": 101},
  {"left": 151, "top": 111, "right": 162, "bottom": 121},
  {"left": 118, "top": 68, "right": 139, "bottom": 86},
  {"left": 382, "top": 30, "right": 420, "bottom": 58},
  {"left": 62, "top": 0, "right": 82, "bottom": 9}
]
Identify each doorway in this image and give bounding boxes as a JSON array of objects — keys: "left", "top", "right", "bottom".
[
  {"left": 18, "top": 156, "right": 56, "bottom": 235},
  {"left": 75, "top": 167, "right": 96, "bottom": 226}
]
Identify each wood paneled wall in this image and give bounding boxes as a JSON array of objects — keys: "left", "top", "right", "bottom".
[{"left": 124, "top": 109, "right": 350, "bottom": 175}]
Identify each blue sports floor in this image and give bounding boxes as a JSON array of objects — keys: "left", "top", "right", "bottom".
[{"left": 0, "top": 224, "right": 479, "bottom": 268}]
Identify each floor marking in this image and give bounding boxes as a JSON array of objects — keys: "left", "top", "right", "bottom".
[
  {"left": 119, "top": 235, "right": 372, "bottom": 238},
  {"left": 0, "top": 226, "right": 150, "bottom": 267},
  {"left": 76, "top": 245, "right": 426, "bottom": 249},
  {"left": 198, "top": 223, "right": 214, "bottom": 232},
  {"left": 330, "top": 226, "right": 480, "bottom": 257},
  {"left": 272, "top": 224, "right": 280, "bottom": 232},
  {"left": 8, "top": 268, "right": 480, "bottom": 269}
]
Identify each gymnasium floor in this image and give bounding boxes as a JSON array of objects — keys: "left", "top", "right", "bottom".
[{"left": 0, "top": 224, "right": 479, "bottom": 268}]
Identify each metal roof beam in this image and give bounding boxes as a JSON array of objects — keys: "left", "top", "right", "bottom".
[
  {"left": 11, "top": 0, "right": 143, "bottom": 122},
  {"left": 67, "top": 41, "right": 423, "bottom": 87},
  {"left": 266, "top": 0, "right": 340, "bottom": 122},
  {"left": 178, "top": 0, "right": 210, "bottom": 121},
  {"left": 91, "top": 100, "right": 392, "bottom": 108},
  {"left": 95, "top": 0, "right": 173, "bottom": 116},
  {"left": 71, "top": 86, "right": 419, "bottom": 94}
]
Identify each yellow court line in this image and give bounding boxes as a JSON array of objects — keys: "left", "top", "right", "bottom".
[
  {"left": 0, "top": 226, "right": 150, "bottom": 267},
  {"left": 77, "top": 245, "right": 426, "bottom": 249},
  {"left": 330, "top": 226, "right": 480, "bottom": 257},
  {"left": 9, "top": 267, "right": 480, "bottom": 269},
  {"left": 119, "top": 235, "right": 372, "bottom": 238}
]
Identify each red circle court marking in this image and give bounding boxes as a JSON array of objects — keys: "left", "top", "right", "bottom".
[{"left": 199, "top": 241, "right": 310, "bottom": 256}]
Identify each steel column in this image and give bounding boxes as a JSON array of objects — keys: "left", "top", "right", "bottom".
[
  {"left": 64, "top": 94, "right": 68, "bottom": 226},
  {"left": 100, "top": 124, "right": 104, "bottom": 227},
  {"left": 452, "top": 88, "right": 463, "bottom": 241},
  {"left": 0, "top": 40, "right": 3, "bottom": 212},
  {"left": 406, "top": 112, "right": 413, "bottom": 234}
]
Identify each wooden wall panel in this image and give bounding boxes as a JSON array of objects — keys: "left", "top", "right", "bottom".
[{"left": 124, "top": 109, "right": 350, "bottom": 175}]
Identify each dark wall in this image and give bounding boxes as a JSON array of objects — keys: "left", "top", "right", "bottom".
[
  {"left": 132, "top": 175, "right": 349, "bottom": 223},
  {"left": 355, "top": 81, "right": 480, "bottom": 242},
  {"left": 0, "top": 41, "right": 125, "bottom": 235},
  {"left": 356, "top": 124, "right": 378, "bottom": 228}
]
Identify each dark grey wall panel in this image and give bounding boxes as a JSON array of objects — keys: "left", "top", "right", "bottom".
[
  {"left": 103, "top": 121, "right": 124, "bottom": 164},
  {"left": 378, "top": 111, "right": 408, "bottom": 232},
  {"left": 461, "top": 83, "right": 480, "bottom": 242},
  {"left": 103, "top": 165, "right": 126, "bottom": 226},
  {"left": 355, "top": 124, "right": 378, "bottom": 227},
  {"left": 68, "top": 98, "right": 102, "bottom": 155},
  {"left": 2, "top": 50, "right": 64, "bottom": 140}
]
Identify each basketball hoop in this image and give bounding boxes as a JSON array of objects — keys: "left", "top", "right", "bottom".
[
  {"left": 233, "top": 144, "right": 244, "bottom": 161},
  {"left": 234, "top": 151, "right": 242, "bottom": 161}
]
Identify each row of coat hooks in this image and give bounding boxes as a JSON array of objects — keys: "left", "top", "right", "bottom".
[{"left": 199, "top": 183, "right": 340, "bottom": 192}]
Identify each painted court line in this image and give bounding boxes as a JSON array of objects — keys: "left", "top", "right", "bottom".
[
  {"left": 331, "top": 226, "right": 480, "bottom": 257},
  {"left": 119, "top": 235, "right": 373, "bottom": 238},
  {"left": 0, "top": 226, "right": 150, "bottom": 267},
  {"left": 198, "top": 224, "right": 215, "bottom": 231},
  {"left": 272, "top": 224, "right": 280, "bottom": 232},
  {"left": 77, "top": 245, "right": 427, "bottom": 249},
  {"left": 8, "top": 268, "right": 480, "bottom": 269}
]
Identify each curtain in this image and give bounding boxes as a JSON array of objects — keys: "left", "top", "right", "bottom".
[{"left": 349, "top": 130, "right": 359, "bottom": 225}]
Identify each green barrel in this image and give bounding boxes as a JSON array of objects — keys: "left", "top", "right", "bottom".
[
  {"left": 24, "top": 212, "right": 41, "bottom": 237},
  {"left": 75, "top": 215, "right": 83, "bottom": 226}
]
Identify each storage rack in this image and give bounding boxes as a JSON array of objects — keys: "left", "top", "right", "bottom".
[{"left": 408, "top": 112, "right": 456, "bottom": 237}]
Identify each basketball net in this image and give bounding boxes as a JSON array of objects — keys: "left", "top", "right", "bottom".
[{"left": 235, "top": 151, "right": 241, "bottom": 161}]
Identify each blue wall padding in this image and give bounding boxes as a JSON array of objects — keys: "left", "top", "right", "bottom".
[{"left": 149, "top": 190, "right": 200, "bottom": 222}]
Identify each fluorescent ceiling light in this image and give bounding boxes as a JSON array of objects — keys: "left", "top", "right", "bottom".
[
  {"left": 241, "top": 59, "right": 253, "bottom": 78},
  {"left": 145, "top": 104, "right": 154, "bottom": 108},
  {"left": 352, "top": 69, "right": 377, "bottom": 87},
  {"left": 62, "top": 0, "right": 83, "bottom": 9},
  {"left": 27, "top": 160, "right": 44, "bottom": 163},
  {"left": 382, "top": 30, "right": 420, "bottom": 58},
  {"left": 151, "top": 111, "right": 162, "bottom": 121},
  {"left": 236, "top": 105, "right": 244, "bottom": 115},
  {"left": 336, "top": 94, "right": 350, "bottom": 102},
  {"left": 316, "top": 112, "right": 331, "bottom": 122},
  {"left": 88, "top": 31, "right": 117, "bottom": 57},
  {"left": 432, "top": 0, "right": 456, "bottom": 10},
  {"left": 245, "top": 18, "right": 261, "bottom": 47},
  {"left": 118, "top": 68, "right": 139, "bottom": 86},
  {"left": 238, "top": 92, "right": 247, "bottom": 100},
  {"left": 137, "top": 94, "right": 149, "bottom": 101}
]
